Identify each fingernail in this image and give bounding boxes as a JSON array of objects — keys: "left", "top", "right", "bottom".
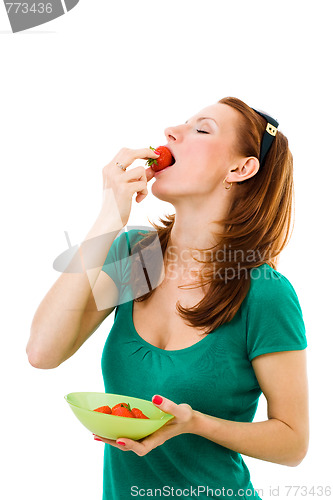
[
  {"left": 117, "top": 441, "right": 126, "bottom": 446},
  {"left": 152, "top": 395, "right": 163, "bottom": 405},
  {"left": 155, "top": 151, "right": 160, "bottom": 155},
  {"left": 94, "top": 437, "right": 102, "bottom": 442}
]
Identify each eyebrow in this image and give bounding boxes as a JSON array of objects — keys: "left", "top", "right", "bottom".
[{"left": 185, "top": 117, "right": 218, "bottom": 125}]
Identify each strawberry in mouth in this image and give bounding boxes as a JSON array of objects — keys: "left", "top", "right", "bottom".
[{"left": 146, "top": 145, "right": 175, "bottom": 172}]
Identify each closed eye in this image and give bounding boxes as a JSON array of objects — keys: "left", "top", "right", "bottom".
[{"left": 196, "top": 129, "right": 209, "bottom": 134}]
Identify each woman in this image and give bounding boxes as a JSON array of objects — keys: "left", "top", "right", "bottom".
[{"left": 27, "top": 97, "right": 309, "bottom": 499}]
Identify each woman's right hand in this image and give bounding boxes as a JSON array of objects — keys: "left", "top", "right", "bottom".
[{"left": 101, "top": 147, "right": 160, "bottom": 227}]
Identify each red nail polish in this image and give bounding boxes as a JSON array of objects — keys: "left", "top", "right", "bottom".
[
  {"left": 117, "top": 441, "right": 126, "bottom": 446},
  {"left": 152, "top": 395, "right": 163, "bottom": 405},
  {"left": 94, "top": 437, "right": 102, "bottom": 442}
]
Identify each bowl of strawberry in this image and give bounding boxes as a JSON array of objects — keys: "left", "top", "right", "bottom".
[{"left": 64, "top": 392, "right": 174, "bottom": 440}]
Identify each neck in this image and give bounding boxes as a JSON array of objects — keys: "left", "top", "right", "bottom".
[{"left": 165, "top": 196, "right": 230, "bottom": 276}]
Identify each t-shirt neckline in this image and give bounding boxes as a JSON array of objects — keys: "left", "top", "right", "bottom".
[{"left": 128, "top": 300, "right": 215, "bottom": 355}]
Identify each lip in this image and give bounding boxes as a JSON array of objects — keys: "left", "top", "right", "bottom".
[{"left": 154, "top": 164, "right": 174, "bottom": 175}]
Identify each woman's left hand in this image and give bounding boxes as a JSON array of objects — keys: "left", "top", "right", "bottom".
[{"left": 93, "top": 395, "right": 196, "bottom": 456}]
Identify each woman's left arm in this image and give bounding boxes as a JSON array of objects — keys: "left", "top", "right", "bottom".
[{"left": 191, "top": 349, "right": 309, "bottom": 467}]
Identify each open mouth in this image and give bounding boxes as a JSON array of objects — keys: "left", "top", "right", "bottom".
[
  {"left": 153, "top": 148, "right": 176, "bottom": 176},
  {"left": 155, "top": 155, "right": 176, "bottom": 175}
]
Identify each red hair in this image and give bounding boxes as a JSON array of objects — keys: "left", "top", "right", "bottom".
[{"left": 128, "top": 96, "right": 295, "bottom": 334}]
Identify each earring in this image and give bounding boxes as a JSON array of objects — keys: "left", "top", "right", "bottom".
[{"left": 223, "top": 177, "right": 233, "bottom": 190}]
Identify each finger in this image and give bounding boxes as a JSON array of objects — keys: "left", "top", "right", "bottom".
[
  {"left": 125, "top": 169, "right": 148, "bottom": 204},
  {"left": 128, "top": 166, "right": 155, "bottom": 185},
  {"left": 93, "top": 434, "right": 114, "bottom": 444},
  {"left": 136, "top": 187, "right": 148, "bottom": 203},
  {"left": 126, "top": 180, "right": 147, "bottom": 199},
  {"left": 124, "top": 166, "right": 147, "bottom": 182},
  {"left": 120, "top": 147, "right": 160, "bottom": 167},
  {"left": 119, "top": 147, "right": 160, "bottom": 161},
  {"left": 140, "top": 147, "right": 161, "bottom": 160},
  {"left": 93, "top": 434, "right": 127, "bottom": 449},
  {"left": 145, "top": 166, "right": 156, "bottom": 182},
  {"left": 115, "top": 425, "right": 176, "bottom": 456},
  {"left": 107, "top": 148, "right": 160, "bottom": 173},
  {"left": 152, "top": 395, "right": 192, "bottom": 422},
  {"left": 135, "top": 167, "right": 155, "bottom": 203}
]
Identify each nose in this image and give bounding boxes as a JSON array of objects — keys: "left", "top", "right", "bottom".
[
  {"left": 164, "top": 126, "right": 176, "bottom": 141},
  {"left": 164, "top": 124, "right": 183, "bottom": 142}
]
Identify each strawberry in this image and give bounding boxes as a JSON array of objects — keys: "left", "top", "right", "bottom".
[
  {"left": 146, "top": 145, "right": 175, "bottom": 172},
  {"left": 93, "top": 405, "right": 112, "bottom": 415},
  {"left": 111, "top": 402, "right": 130, "bottom": 413},
  {"left": 131, "top": 408, "right": 149, "bottom": 419},
  {"left": 111, "top": 402, "right": 135, "bottom": 418}
]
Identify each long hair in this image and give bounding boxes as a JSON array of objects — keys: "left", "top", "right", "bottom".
[{"left": 127, "top": 96, "right": 295, "bottom": 335}]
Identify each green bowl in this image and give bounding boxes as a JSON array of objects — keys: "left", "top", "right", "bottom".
[{"left": 64, "top": 392, "right": 175, "bottom": 440}]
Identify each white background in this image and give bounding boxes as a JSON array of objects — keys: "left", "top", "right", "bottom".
[{"left": 1, "top": 1, "right": 332, "bottom": 498}]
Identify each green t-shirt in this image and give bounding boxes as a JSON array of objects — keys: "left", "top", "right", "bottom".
[{"left": 101, "top": 229, "right": 307, "bottom": 499}]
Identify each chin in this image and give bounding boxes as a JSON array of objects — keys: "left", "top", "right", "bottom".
[{"left": 151, "top": 182, "right": 179, "bottom": 204}]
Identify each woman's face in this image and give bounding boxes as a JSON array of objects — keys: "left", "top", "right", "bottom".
[{"left": 151, "top": 103, "right": 240, "bottom": 203}]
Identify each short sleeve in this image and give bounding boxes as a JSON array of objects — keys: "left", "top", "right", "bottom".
[
  {"left": 101, "top": 230, "right": 132, "bottom": 290},
  {"left": 101, "top": 228, "right": 153, "bottom": 305},
  {"left": 246, "top": 268, "right": 307, "bottom": 362}
]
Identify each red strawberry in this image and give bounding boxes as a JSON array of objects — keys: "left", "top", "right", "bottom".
[
  {"left": 111, "top": 402, "right": 135, "bottom": 418},
  {"left": 111, "top": 402, "right": 130, "bottom": 413},
  {"left": 93, "top": 405, "right": 112, "bottom": 415},
  {"left": 131, "top": 408, "right": 149, "bottom": 419},
  {"left": 146, "top": 146, "right": 175, "bottom": 172}
]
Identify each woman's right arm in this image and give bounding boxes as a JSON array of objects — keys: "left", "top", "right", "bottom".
[{"left": 26, "top": 147, "right": 159, "bottom": 369}]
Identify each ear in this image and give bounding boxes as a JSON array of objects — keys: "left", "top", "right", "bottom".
[{"left": 227, "top": 157, "right": 260, "bottom": 183}]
